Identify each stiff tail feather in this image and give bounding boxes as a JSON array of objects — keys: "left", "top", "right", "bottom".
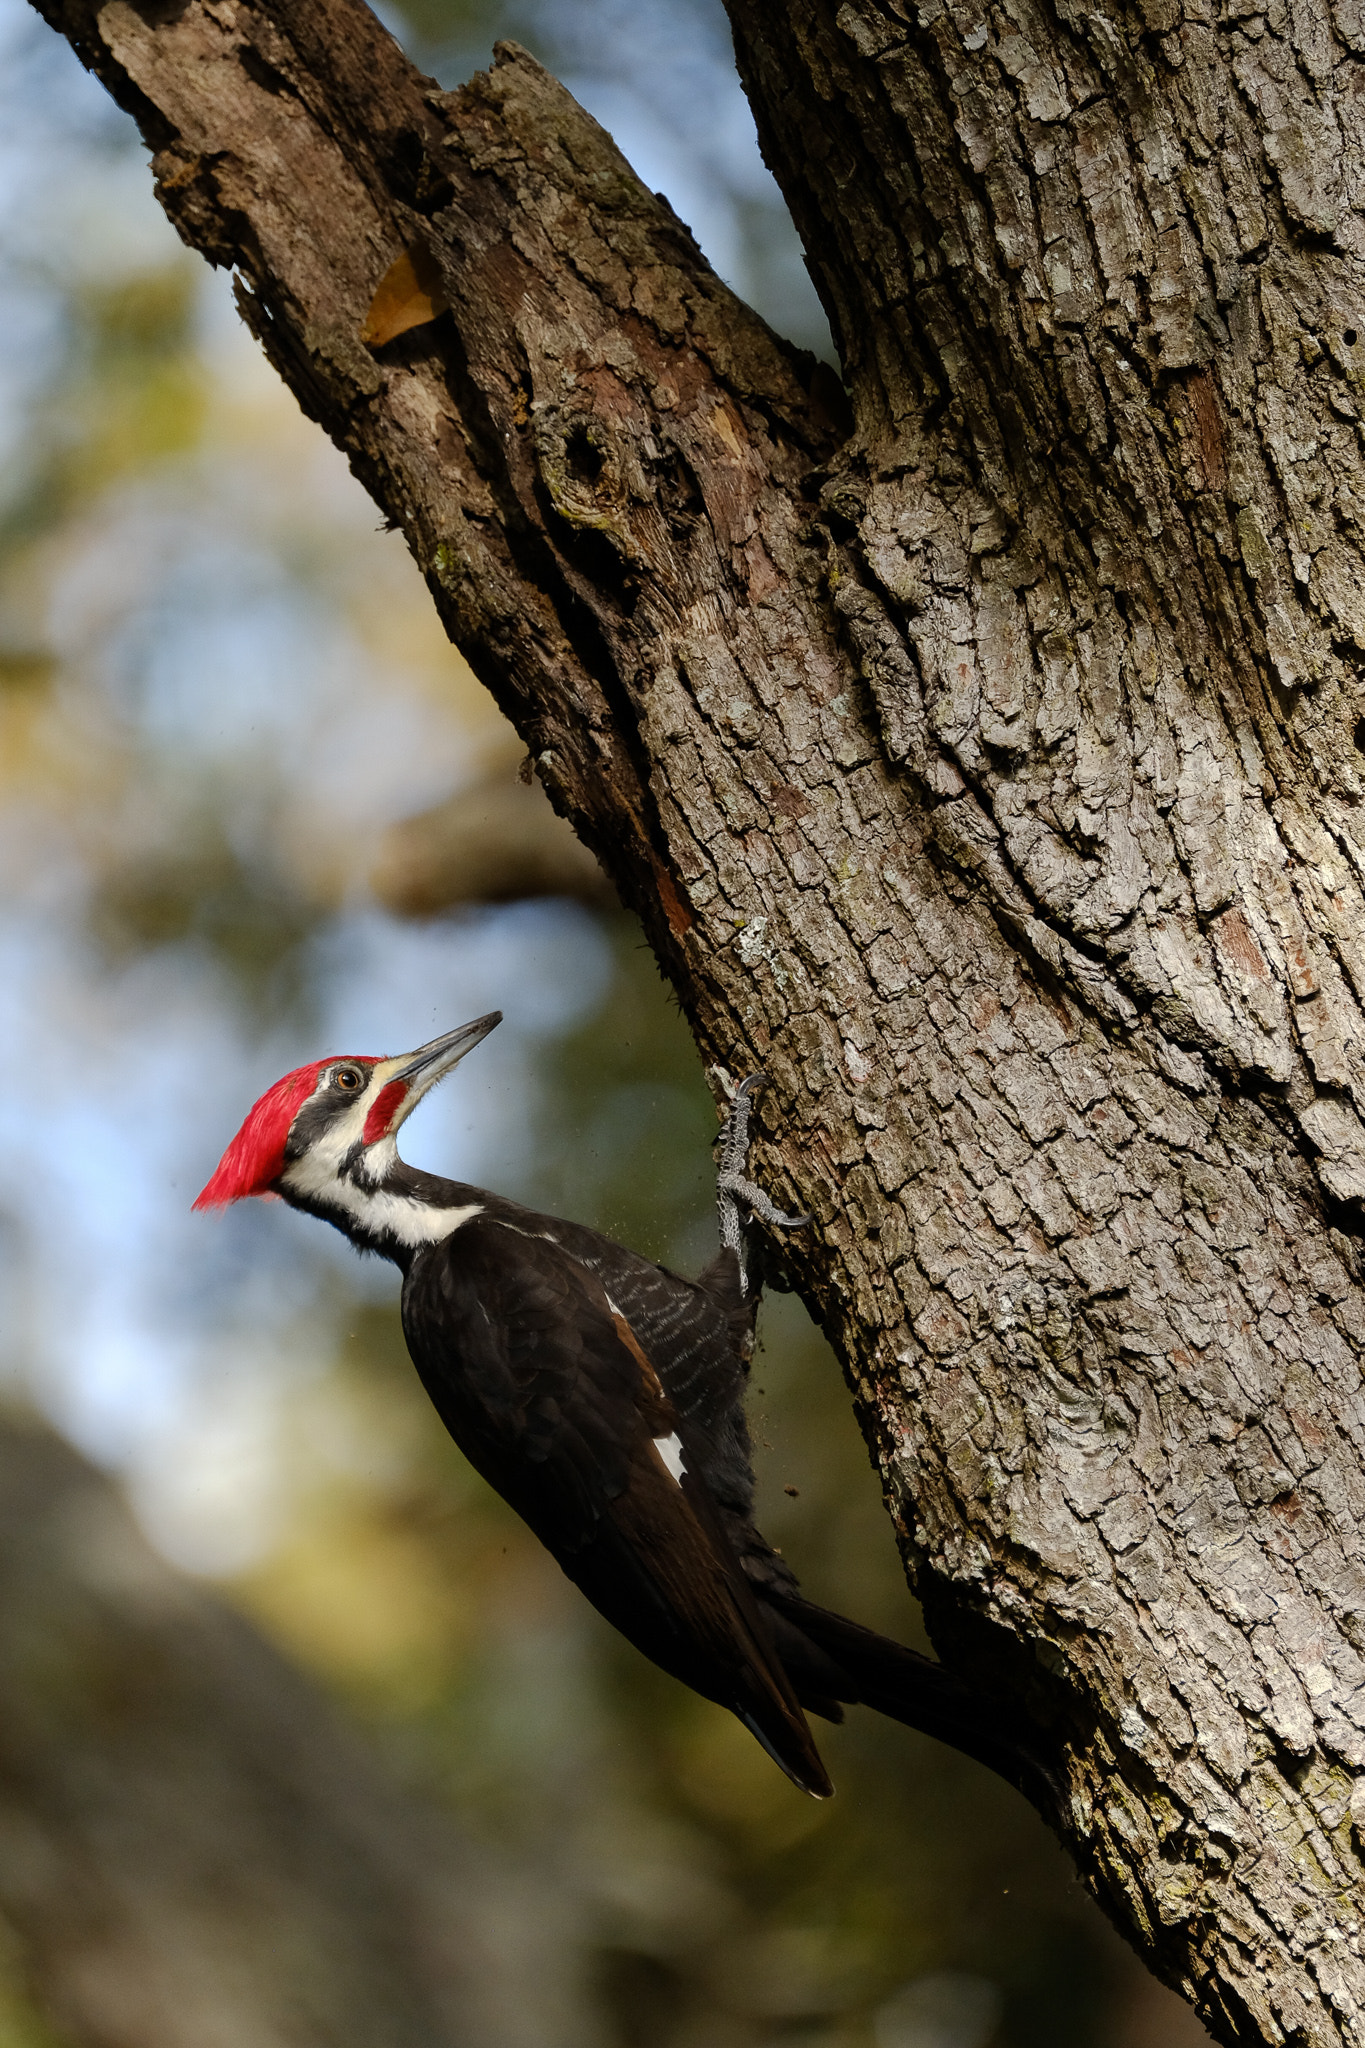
[
  {"left": 766, "top": 1590, "right": 1059, "bottom": 1809},
  {"left": 738, "top": 1704, "right": 833, "bottom": 1800}
]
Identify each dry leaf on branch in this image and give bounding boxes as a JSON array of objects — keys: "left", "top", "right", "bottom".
[{"left": 361, "top": 244, "right": 448, "bottom": 348}]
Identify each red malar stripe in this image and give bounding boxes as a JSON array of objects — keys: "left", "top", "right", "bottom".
[{"left": 363, "top": 1078, "right": 408, "bottom": 1145}]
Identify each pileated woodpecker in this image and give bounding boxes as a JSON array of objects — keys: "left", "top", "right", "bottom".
[{"left": 197, "top": 1015, "right": 1046, "bottom": 1802}]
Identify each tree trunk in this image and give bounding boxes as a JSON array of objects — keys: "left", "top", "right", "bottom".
[{"left": 27, "top": 0, "right": 1365, "bottom": 2036}]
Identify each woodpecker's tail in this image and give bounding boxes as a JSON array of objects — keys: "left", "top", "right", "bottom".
[{"left": 762, "top": 1589, "right": 1059, "bottom": 1811}]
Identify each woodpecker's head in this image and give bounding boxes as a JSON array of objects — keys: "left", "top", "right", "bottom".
[{"left": 194, "top": 1012, "right": 501, "bottom": 1251}]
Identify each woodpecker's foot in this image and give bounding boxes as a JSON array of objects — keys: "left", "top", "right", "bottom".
[
  {"left": 716, "top": 1074, "right": 811, "bottom": 1278},
  {"left": 716, "top": 1071, "right": 764, "bottom": 1189}
]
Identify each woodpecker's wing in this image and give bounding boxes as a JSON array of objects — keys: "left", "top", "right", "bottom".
[
  {"left": 400, "top": 1217, "right": 831, "bottom": 1796},
  {"left": 512, "top": 1219, "right": 753, "bottom": 1445}
]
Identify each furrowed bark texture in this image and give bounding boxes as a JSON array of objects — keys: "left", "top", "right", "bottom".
[{"left": 26, "top": 0, "right": 1365, "bottom": 2036}]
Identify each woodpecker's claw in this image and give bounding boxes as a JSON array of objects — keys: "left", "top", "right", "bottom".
[
  {"left": 716, "top": 1172, "right": 813, "bottom": 1233},
  {"left": 716, "top": 1073, "right": 809, "bottom": 1287}
]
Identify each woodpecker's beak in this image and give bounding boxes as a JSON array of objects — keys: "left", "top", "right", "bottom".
[{"left": 372, "top": 1012, "right": 502, "bottom": 1133}]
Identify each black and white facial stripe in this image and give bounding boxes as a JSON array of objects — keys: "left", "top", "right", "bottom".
[{"left": 281, "top": 1059, "right": 483, "bottom": 1250}]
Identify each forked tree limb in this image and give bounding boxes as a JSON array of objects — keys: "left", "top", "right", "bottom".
[{"left": 26, "top": 0, "right": 1365, "bottom": 2037}]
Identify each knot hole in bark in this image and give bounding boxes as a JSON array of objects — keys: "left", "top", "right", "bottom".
[
  {"left": 566, "top": 423, "right": 606, "bottom": 485},
  {"left": 532, "top": 409, "right": 640, "bottom": 613}
]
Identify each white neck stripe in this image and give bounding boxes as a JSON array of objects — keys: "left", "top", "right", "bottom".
[{"left": 282, "top": 1149, "right": 483, "bottom": 1248}]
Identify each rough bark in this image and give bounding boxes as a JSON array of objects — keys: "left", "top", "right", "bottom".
[
  {"left": 0, "top": 1418, "right": 577, "bottom": 2048},
  {"left": 25, "top": 0, "right": 1365, "bottom": 2037}
]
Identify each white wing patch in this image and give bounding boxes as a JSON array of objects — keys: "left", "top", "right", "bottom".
[{"left": 654, "top": 1432, "right": 687, "bottom": 1483}]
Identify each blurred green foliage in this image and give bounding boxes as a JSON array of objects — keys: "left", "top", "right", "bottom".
[
  {"left": 3, "top": 263, "right": 204, "bottom": 540},
  {"left": 88, "top": 815, "right": 318, "bottom": 1012},
  {"left": 61, "top": 269, "right": 205, "bottom": 494}
]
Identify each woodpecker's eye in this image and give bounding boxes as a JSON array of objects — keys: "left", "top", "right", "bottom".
[{"left": 334, "top": 1067, "right": 363, "bottom": 1092}]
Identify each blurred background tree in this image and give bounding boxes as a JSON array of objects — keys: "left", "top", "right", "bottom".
[{"left": 0, "top": 0, "right": 1210, "bottom": 2041}]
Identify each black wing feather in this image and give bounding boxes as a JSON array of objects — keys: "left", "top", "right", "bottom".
[{"left": 401, "top": 1217, "right": 831, "bottom": 1797}]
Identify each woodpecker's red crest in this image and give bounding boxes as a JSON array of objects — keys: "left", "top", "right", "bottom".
[
  {"left": 193, "top": 1059, "right": 335, "bottom": 1208},
  {"left": 193, "top": 1014, "right": 502, "bottom": 1216}
]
